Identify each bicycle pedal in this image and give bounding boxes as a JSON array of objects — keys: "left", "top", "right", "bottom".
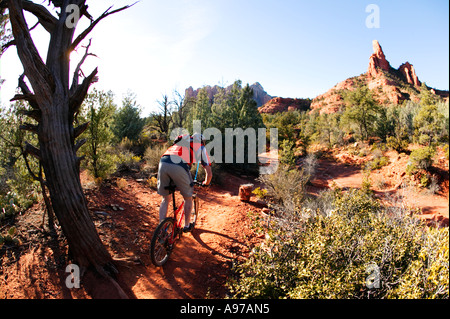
[{"left": 183, "top": 223, "right": 194, "bottom": 233}]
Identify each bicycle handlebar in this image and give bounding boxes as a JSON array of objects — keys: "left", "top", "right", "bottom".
[{"left": 193, "top": 181, "right": 209, "bottom": 187}]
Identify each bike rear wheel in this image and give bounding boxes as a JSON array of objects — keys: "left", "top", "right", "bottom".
[{"left": 150, "top": 217, "right": 175, "bottom": 267}]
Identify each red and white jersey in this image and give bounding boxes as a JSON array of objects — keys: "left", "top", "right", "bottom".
[{"left": 162, "top": 136, "right": 211, "bottom": 168}]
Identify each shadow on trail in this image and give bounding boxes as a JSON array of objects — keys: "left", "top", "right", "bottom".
[
  {"left": 156, "top": 233, "right": 230, "bottom": 298},
  {"left": 191, "top": 228, "right": 245, "bottom": 260},
  {"left": 311, "top": 159, "right": 363, "bottom": 184}
]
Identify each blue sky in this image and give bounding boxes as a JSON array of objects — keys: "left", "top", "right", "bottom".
[{"left": 0, "top": 0, "right": 448, "bottom": 116}]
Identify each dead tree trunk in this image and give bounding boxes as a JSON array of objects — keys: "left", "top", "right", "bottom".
[
  {"left": 3, "top": 0, "right": 135, "bottom": 277},
  {"left": 38, "top": 90, "right": 116, "bottom": 274}
]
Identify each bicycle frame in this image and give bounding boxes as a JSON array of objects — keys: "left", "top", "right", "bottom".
[
  {"left": 167, "top": 192, "right": 185, "bottom": 245},
  {"left": 150, "top": 181, "right": 202, "bottom": 267}
]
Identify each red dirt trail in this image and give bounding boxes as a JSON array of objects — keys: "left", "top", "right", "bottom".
[{"left": 1, "top": 150, "right": 448, "bottom": 299}]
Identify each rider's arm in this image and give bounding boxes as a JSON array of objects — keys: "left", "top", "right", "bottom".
[
  {"left": 203, "top": 165, "right": 212, "bottom": 186},
  {"left": 200, "top": 146, "right": 212, "bottom": 185}
]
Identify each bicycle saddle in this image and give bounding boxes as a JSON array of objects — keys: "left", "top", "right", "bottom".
[{"left": 164, "top": 179, "right": 177, "bottom": 193}]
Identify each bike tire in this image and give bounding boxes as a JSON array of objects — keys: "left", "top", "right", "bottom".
[
  {"left": 191, "top": 193, "right": 199, "bottom": 227},
  {"left": 150, "top": 217, "right": 175, "bottom": 267}
]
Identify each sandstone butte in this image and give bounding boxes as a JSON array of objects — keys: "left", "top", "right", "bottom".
[{"left": 259, "top": 40, "right": 448, "bottom": 115}]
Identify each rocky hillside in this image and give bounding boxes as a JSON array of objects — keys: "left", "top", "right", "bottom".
[{"left": 310, "top": 40, "right": 449, "bottom": 114}]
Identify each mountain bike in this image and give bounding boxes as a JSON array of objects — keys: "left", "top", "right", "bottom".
[{"left": 150, "top": 180, "right": 202, "bottom": 267}]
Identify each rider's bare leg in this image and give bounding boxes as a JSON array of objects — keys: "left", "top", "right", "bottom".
[
  {"left": 183, "top": 196, "right": 193, "bottom": 228},
  {"left": 159, "top": 194, "right": 172, "bottom": 222}
]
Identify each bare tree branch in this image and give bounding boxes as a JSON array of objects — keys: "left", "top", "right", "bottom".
[
  {"left": 8, "top": 0, "right": 54, "bottom": 104},
  {"left": 17, "top": 73, "right": 32, "bottom": 94},
  {"left": 69, "top": 2, "right": 138, "bottom": 53},
  {"left": 9, "top": 73, "right": 40, "bottom": 110},
  {"left": 19, "top": 122, "right": 38, "bottom": 133},
  {"left": 70, "top": 38, "right": 96, "bottom": 94},
  {"left": 21, "top": 0, "right": 57, "bottom": 33},
  {"left": 74, "top": 137, "right": 86, "bottom": 152},
  {"left": 151, "top": 95, "right": 173, "bottom": 138},
  {"left": 172, "top": 89, "right": 189, "bottom": 128},
  {"left": 1, "top": 19, "right": 38, "bottom": 51},
  {"left": 22, "top": 149, "right": 41, "bottom": 181},
  {"left": 69, "top": 66, "right": 98, "bottom": 114},
  {"left": 24, "top": 140, "right": 41, "bottom": 160},
  {"left": 73, "top": 121, "right": 89, "bottom": 139},
  {"left": 10, "top": 92, "right": 36, "bottom": 103},
  {"left": 1, "top": 38, "right": 15, "bottom": 52},
  {"left": 16, "top": 108, "right": 41, "bottom": 121}
]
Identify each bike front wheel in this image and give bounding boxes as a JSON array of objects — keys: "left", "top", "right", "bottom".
[{"left": 150, "top": 217, "right": 175, "bottom": 267}]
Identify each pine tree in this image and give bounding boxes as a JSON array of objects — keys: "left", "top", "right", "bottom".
[
  {"left": 237, "top": 83, "right": 264, "bottom": 130},
  {"left": 112, "top": 91, "right": 145, "bottom": 142}
]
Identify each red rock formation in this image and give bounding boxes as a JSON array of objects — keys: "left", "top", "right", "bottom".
[
  {"left": 259, "top": 97, "right": 311, "bottom": 114},
  {"left": 311, "top": 40, "right": 447, "bottom": 113},
  {"left": 368, "top": 40, "right": 391, "bottom": 77},
  {"left": 398, "top": 62, "right": 421, "bottom": 87},
  {"left": 367, "top": 76, "right": 406, "bottom": 104}
]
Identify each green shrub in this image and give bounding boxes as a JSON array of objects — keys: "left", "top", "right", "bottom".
[
  {"left": 420, "top": 173, "right": 430, "bottom": 188},
  {"left": 78, "top": 89, "right": 118, "bottom": 179},
  {"left": 386, "top": 135, "right": 409, "bottom": 153},
  {"left": 0, "top": 226, "right": 22, "bottom": 248},
  {"left": 0, "top": 198, "right": 18, "bottom": 221},
  {"left": 143, "top": 143, "right": 166, "bottom": 172},
  {"left": 252, "top": 187, "right": 268, "bottom": 199},
  {"left": 366, "top": 156, "right": 390, "bottom": 170},
  {"left": 360, "top": 170, "right": 373, "bottom": 194},
  {"left": 0, "top": 156, "right": 40, "bottom": 217},
  {"left": 413, "top": 102, "right": 446, "bottom": 146},
  {"left": 229, "top": 188, "right": 448, "bottom": 299},
  {"left": 406, "top": 146, "right": 436, "bottom": 175},
  {"left": 279, "top": 139, "right": 296, "bottom": 169},
  {"left": 388, "top": 227, "right": 449, "bottom": 299},
  {"left": 257, "top": 164, "right": 310, "bottom": 216},
  {"left": 115, "top": 149, "right": 141, "bottom": 172}
]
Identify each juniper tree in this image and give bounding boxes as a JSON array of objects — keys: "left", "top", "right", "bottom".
[
  {"left": 0, "top": 0, "right": 135, "bottom": 286},
  {"left": 342, "top": 86, "right": 382, "bottom": 141}
]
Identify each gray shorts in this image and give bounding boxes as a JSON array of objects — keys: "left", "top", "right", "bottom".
[{"left": 157, "top": 161, "right": 193, "bottom": 198}]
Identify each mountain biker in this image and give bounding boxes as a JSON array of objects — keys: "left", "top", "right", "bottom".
[{"left": 157, "top": 133, "right": 212, "bottom": 232}]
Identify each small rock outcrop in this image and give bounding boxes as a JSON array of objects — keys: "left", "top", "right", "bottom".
[
  {"left": 398, "top": 62, "right": 421, "bottom": 87},
  {"left": 258, "top": 97, "right": 311, "bottom": 114}
]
